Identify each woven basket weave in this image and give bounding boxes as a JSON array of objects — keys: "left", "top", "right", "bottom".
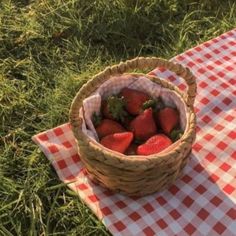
[{"left": 69, "top": 57, "right": 196, "bottom": 196}]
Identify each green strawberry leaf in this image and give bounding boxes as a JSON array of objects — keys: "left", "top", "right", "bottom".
[
  {"left": 170, "top": 129, "right": 183, "bottom": 142},
  {"left": 107, "top": 95, "right": 128, "bottom": 122},
  {"left": 142, "top": 99, "right": 157, "bottom": 110},
  {"left": 142, "top": 97, "right": 165, "bottom": 112}
]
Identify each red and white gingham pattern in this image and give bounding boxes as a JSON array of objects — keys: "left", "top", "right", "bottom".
[{"left": 33, "top": 29, "right": 236, "bottom": 236}]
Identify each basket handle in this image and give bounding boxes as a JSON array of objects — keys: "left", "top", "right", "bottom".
[
  {"left": 70, "top": 57, "right": 196, "bottom": 130},
  {"left": 123, "top": 57, "right": 196, "bottom": 106}
]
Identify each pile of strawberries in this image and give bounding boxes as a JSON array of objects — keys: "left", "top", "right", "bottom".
[{"left": 92, "top": 88, "right": 183, "bottom": 156}]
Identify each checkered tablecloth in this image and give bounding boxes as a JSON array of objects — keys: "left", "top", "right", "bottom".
[{"left": 32, "top": 29, "right": 236, "bottom": 236}]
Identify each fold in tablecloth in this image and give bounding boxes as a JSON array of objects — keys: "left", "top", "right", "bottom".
[{"left": 33, "top": 29, "right": 236, "bottom": 236}]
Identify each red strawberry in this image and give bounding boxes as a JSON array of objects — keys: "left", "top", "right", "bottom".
[
  {"left": 120, "top": 88, "right": 150, "bottom": 115},
  {"left": 130, "top": 108, "right": 157, "bottom": 141},
  {"left": 145, "top": 134, "right": 172, "bottom": 145},
  {"left": 96, "top": 119, "right": 126, "bottom": 139},
  {"left": 100, "top": 132, "right": 133, "bottom": 154},
  {"left": 157, "top": 107, "right": 179, "bottom": 134},
  {"left": 137, "top": 134, "right": 172, "bottom": 155}
]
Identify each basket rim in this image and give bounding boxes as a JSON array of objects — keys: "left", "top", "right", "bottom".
[{"left": 71, "top": 73, "right": 196, "bottom": 165}]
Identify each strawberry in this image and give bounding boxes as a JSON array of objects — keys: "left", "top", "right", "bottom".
[
  {"left": 157, "top": 107, "right": 179, "bottom": 134},
  {"left": 95, "top": 119, "right": 126, "bottom": 139},
  {"left": 137, "top": 134, "right": 172, "bottom": 155},
  {"left": 120, "top": 88, "right": 150, "bottom": 115},
  {"left": 129, "top": 108, "right": 157, "bottom": 141},
  {"left": 101, "top": 95, "right": 127, "bottom": 121},
  {"left": 100, "top": 132, "right": 134, "bottom": 154}
]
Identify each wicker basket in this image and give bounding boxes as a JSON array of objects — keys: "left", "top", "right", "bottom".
[{"left": 69, "top": 57, "right": 196, "bottom": 196}]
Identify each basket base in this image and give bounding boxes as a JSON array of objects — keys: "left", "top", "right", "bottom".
[{"left": 83, "top": 149, "right": 192, "bottom": 197}]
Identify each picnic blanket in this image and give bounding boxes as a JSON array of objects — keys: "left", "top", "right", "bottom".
[{"left": 33, "top": 29, "right": 236, "bottom": 236}]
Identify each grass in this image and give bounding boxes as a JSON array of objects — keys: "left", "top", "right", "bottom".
[{"left": 0, "top": 0, "right": 235, "bottom": 235}]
